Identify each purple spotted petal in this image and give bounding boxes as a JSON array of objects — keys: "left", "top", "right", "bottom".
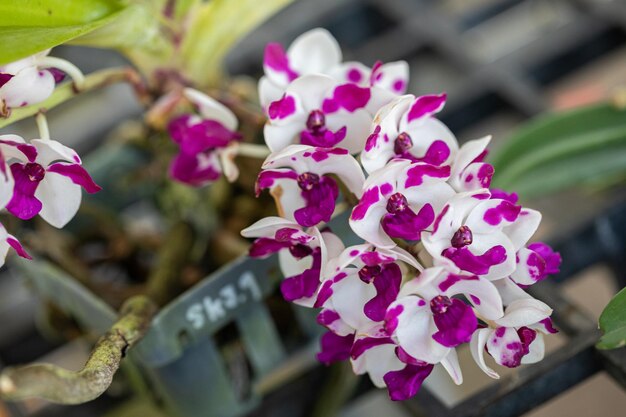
[
  {"left": 381, "top": 203, "right": 434, "bottom": 241},
  {"left": 490, "top": 189, "right": 519, "bottom": 204},
  {"left": 264, "top": 43, "right": 299, "bottom": 82},
  {"left": 528, "top": 242, "right": 561, "bottom": 275},
  {"left": 6, "top": 163, "right": 42, "bottom": 220},
  {"left": 406, "top": 93, "right": 446, "bottom": 122},
  {"left": 322, "top": 84, "right": 370, "bottom": 114},
  {"left": 432, "top": 299, "right": 477, "bottom": 347},
  {"left": 317, "top": 331, "right": 355, "bottom": 365},
  {"left": 351, "top": 187, "right": 381, "bottom": 221},
  {"left": 294, "top": 176, "right": 338, "bottom": 227},
  {"left": 364, "top": 263, "right": 402, "bottom": 322},
  {"left": 404, "top": 163, "right": 450, "bottom": 187},
  {"left": 350, "top": 336, "right": 394, "bottom": 359},
  {"left": 442, "top": 245, "right": 507, "bottom": 275},
  {"left": 383, "top": 363, "right": 434, "bottom": 401},
  {"left": 268, "top": 95, "right": 297, "bottom": 120},
  {"left": 249, "top": 238, "right": 291, "bottom": 258},
  {"left": 47, "top": 163, "right": 101, "bottom": 193}
]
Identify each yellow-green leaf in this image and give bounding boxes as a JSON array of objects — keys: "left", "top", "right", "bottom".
[{"left": 598, "top": 287, "right": 626, "bottom": 350}]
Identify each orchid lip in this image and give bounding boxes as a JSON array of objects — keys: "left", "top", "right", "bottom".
[
  {"left": 297, "top": 172, "right": 320, "bottom": 191},
  {"left": 358, "top": 264, "right": 381, "bottom": 283},
  {"left": 24, "top": 162, "right": 45, "bottom": 182},
  {"left": 289, "top": 243, "right": 313, "bottom": 258},
  {"left": 394, "top": 132, "right": 413, "bottom": 154},
  {"left": 451, "top": 225, "right": 473, "bottom": 248},
  {"left": 306, "top": 110, "right": 326, "bottom": 131},
  {"left": 386, "top": 193, "right": 408, "bottom": 214},
  {"left": 430, "top": 295, "right": 452, "bottom": 315}
]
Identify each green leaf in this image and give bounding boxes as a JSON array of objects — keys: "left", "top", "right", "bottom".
[
  {"left": 490, "top": 103, "right": 626, "bottom": 199},
  {"left": 0, "top": 0, "right": 127, "bottom": 65},
  {"left": 598, "top": 287, "right": 626, "bottom": 350},
  {"left": 180, "top": 0, "right": 293, "bottom": 87}
]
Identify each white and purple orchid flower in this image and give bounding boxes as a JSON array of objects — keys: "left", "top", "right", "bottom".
[
  {"left": 0, "top": 135, "right": 101, "bottom": 228},
  {"left": 244, "top": 27, "right": 561, "bottom": 402},
  {"left": 0, "top": 50, "right": 83, "bottom": 112},
  {"left": 264, "top": 74, "right": 373, "bottom": 153},
  {"left": 422, "top": 190, "right": 541, "bottom": 281},
  {"left": 259, "top": 28, "right": 408, "bottom": 113},
  {"left": 241, "top": 216, "right": 344, "bottom": 307},
  {"left": 471, "top": 298, "right": 557, "bottom": 378},
  {"left": 350, "top": 159, "right": 455, "bottom": 248},
  {"left": 361, "top": 93, "right": 458, "bottom": 174},
  {"left": 259, "top": 28, "right": 342, "bottom": 108},
  {"left": 167, "top": 88, "right": 241, "bottom": 186},
  {"left": 386, "top": 267, "right": 502, "bottom": 374},
  {"left": 257, "top": 145, "right": 364, "bottom": 227}
]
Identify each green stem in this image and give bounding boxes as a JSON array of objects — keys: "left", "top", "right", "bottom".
[
  {"left": 0, "top": 295, "right": 157, "bottom": 404},
  {"left": 0, "top": 67, "right": 148, "bottom": 130}
]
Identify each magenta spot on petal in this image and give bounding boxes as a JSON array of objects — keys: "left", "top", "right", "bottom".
[
  {"left": 477, "top": 163, "right": 495, "bottom": 187},
  {"left": 407, "top": 93, "right": 447, "bottom": 122},
  {"left": 351, "top": 187, "right": 380, "bottom": 221},
  {"left": 364, "top": 125, "right": 381, "bottom": 152},
  {"left": 494, "top": 327, "right": 506, "bottom": 337},
  {"left": 385, "top": 304, "right": 404, "bottom": 334},
  {"left": 268, "top": 95, "right": 296, "bottom": 120},
  {"left": 360, "top": 251, "right": 394, "bottom": 266},
  {"left": 6, "top": 236, "right": 31, "bottom": 260},
  {"left": 349, "top": 249, "right": 360, "bottom": 256},
  {"left": 255, "top": 169, "right": 298, "bottom": 196},
  {"left": 294, "top": 176, "right": 339, "bottom": 227},
  {"left": 393, "top": 79, "right": 406, "bottom": 92},
  {"left": 528, "top": 242, "right": 561, "bottom": 276},
  {"left": 438, "top": 273, "right": 479, "bottom": 292},
  {"left": 347, "top": 68, "right": 363, "bottom": 83},
  {"left": 322, "top": 84, "right": 370, "bottom": 114},
  {"left": 443, "top": 245, "right": 507, "bottom": 275},
  {"left": 490, "top": 189, "right": 519, "bottom": 204},
  {"left": 350, "top": 336, "right": 394, "bottom": 359},
  {"left": 316, "top": 309, "right": 340, "bottom": 327},
  {"left": 47, "top": 163, "right": 101, "bottom": 193},
  {"left": 404, "top": 163, "right": 450, "bottom": 188},
  {"left": 483, "top": 201, "right": 521, "bottom": 226},
  {"left": 264, "top": 43, "right": 298, "bottom": 81},
  {"left": 315, "top": 281, "right": 335, "bottom": 308},
  {"left": 432, "top": 205, "right": 449, "bottom": 234},
  {"left": 418, "top": 299, "right": 426, "bottom": 307},
  {"left": 539, "top": 317, "right": 558, "bottom": 334},
  {"left": 469, "top": 295, "right": 481, "bottom": 305},
  {"left": 380, "top": 182, "right": 393, "bottom": 195}
]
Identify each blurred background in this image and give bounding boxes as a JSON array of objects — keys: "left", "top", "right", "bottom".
[{"left": 1, "top": 0, "right": 626, "bottom": 416}]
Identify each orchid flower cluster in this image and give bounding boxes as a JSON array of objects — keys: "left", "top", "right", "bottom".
[
  {"left": 0, "top": 50, "right": 101, "bottom": 267},
  {"left": 241, "top": 29, "right": 562, "bottom": 401}
]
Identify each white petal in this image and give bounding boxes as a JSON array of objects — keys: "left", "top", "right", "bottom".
[
  {"left": 264, "top": 122, "right": 305, "bottom": 153},
  {"left": 496, "top": 298, "right": 552, "bottom": 328},
  {"left": 392, "top": 296, "right": 449, "bottom": 363},
  {"left": 470, "top": 328, "right": 500, "bottom": 379},
  {"left": 0, "top": 162, "right": 14, "bottom": 209},
  {"left": 521, "top": 333, "right": 545, "bottom": 364},
  {"left": 349, "top": 203, "right": 395, "bottom": 248},
  {"left": 443, "top": 274, "right": 503, "bottom": 321},
  {"left": 331, "top": 272, "right": 377, "bottom": 330},
  {"left": 286, "top": 74, "right": 336, "bottom": 112},
  {"left": 288, "top": 28, "right": 342, "bottom": 76},
  {"left": 440, "top": 349, "right": 463, "bottom": 385},
  {"left": 503, "top": 208, "right": 541, "bottom": 251},
  {"left": 492, "top": 277, "right": 532, "bottom": 305},
  {"left": 351, "top": 341, "right": 404, "bottom": 388},
  {"left": 218, "top": 143, "right": 239, "bottom": 183},
  {"left": 258, "top": 76, "right": 285, "bottom": 110},
  {"left": 35, "top": 172, "right": 81, "bottom": 228},
  {"left": 0, "top": 66, "right": 55, "bottom": 108},
  {"left": 402, "top": 118, "right": 458, "bottom": 166},
  {"left": 374, "top": 61, "right": 409, "bottom": 94},
  {"left": 32, "top": 139, "right": 81, "bottom": 166},
  {"left": 183, "top": 88, "right": 238, "bottom": 131},
  {"left": 450, "top": 136, "right": 491, "bottom": 180},
  {"left": 325, "top": 109, "right": 373, "bottom": 153},
  {"left": 240, "top": 216, "right": 306, "bottom": 238}
]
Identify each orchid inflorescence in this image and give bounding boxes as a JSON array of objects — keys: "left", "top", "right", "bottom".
[
  {"left": 241, "top": 29, "right": 562, "bottom": 401},
  {"left": 0, "top": 50, "right": 100, "bottom": 267}
]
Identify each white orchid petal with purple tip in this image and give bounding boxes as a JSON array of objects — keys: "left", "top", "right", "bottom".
[{"left": 0, "top": 223, "right": 31, "bottom": 267}]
